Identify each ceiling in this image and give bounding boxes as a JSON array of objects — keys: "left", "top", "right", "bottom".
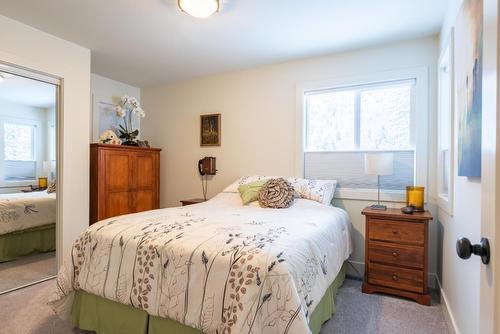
[
  {"left": 0, "top": 73, "right": 57, "bottom": 108},
  {"left": 0, "top": 0, "right": 448, "bottom": 87}
]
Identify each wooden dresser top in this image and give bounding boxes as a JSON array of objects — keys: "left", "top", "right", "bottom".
[
  {"left": 90, "top": 143, "right": 161, "bottom": 152},
  {"left": 361, "top": 207, "right": 433, "bottom": 221}
]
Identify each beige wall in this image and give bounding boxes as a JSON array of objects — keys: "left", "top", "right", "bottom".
[
  {"left": 141, "top": 36, "right": 439, "bottom": 283},
  {"left": 0, "top": 15, "right": 91, "bottom": 263}
]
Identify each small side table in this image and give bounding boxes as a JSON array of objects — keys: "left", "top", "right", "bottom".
[
  {"left": 361, "top": 207, "right": 433, "bottom": 305},
  {"left": 180, "top": 198, "right": 207, "bottom": 206}
]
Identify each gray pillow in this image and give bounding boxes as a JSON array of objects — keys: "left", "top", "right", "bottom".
[{"left": 258, "top": 178, "right": 294, "bottom": 209}]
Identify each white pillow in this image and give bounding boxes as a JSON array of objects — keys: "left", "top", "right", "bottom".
[
  {"left": 286, "top": 177, "right": 337, "bottom": 206},
  {"left": 222, "top": 176, "right": 275, "bottom": 193},
  {"left": 222, "top": 176, "right": 337, "bottom": 205}
]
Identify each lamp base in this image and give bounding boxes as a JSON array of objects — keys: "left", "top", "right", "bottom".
[{"left": 369, "top": 204, "right": 387, "bottom": 210}]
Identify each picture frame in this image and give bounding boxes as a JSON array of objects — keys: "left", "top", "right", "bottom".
[{"left": 200, "top": 113, "right": 221, "bottom": 146}]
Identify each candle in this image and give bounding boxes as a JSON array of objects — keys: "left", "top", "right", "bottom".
[{"left": 406, "top": 186, "right": 424, "bottom": 211}]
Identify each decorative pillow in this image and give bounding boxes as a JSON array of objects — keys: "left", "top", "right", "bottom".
[
  {"left": 238, "top": 180, "right": 267, "bottom": 205},
  {"left": 46, "top": 180, "right": 56, "bottom": 193},
  {"left": 286, "top": 177, "right": 336, "bottom": 205},
  {"left": 223, "top": 176, "right": 276, "bottom": 193},
  {"left": 258, "top": 178, "right": 295, "bottom": 209}
]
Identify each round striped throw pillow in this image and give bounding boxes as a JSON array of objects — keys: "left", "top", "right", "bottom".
[{"left": 258, "top": 178, "right": 294, "bottom": 209}]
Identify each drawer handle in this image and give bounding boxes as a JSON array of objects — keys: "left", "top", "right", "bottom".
[
  {"left": 392, "top": 252, "right": 399, "bottom": 257},
  {"left": 392, "top": 274, "right": 399, "bottom": 281},
  {"left": 392, "top": 230, "right": 399, "bottom": 235}
]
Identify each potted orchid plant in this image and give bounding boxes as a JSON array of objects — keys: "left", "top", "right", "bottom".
[{"left": 114, "top": 96, "right": 146, "bottom": 146}]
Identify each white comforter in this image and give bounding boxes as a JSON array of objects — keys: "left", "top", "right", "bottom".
[
  {"left": 0, "top": 191, "right": 56, "bottom": 236},
  {"left": 50, "top": 193, "right": 351, "bottom": 334}
]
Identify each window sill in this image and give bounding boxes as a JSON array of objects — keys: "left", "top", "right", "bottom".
[{"left": 335, "top": 188, "right": 406, "bottom": 203}]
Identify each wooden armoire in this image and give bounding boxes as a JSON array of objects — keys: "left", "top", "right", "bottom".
[{"left": 90, "top": 143, "right": 161, "bottom": 225}]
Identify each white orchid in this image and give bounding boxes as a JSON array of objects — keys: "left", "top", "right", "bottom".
[
  {"left": 115, "top": 96, "right": 144, "bottom": 144},
  {"left": 121, "top": 95, "right": 129, "bottom": 105},
  {"left": 114, "top": 105, "right": 126, "bottom": 118},
  {"left": 132, "top": 107, "right": 146, "bottom": 118},
  {"left": 129, "top": 97, "right": 139, "bottom": 108}
]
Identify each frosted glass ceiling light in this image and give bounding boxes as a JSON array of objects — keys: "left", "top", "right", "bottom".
[{"left": 178, "top": 0, "right": 220, "bottom": 18}]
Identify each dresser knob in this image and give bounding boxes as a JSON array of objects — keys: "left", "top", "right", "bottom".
[
  {"left": 392, "top": 274, "right": 399, "bottom": 281},
  {"left": 392, "top": 230, "right": 399, "bottom": 235},
  {"left": 392, "top": 252, "right": 398, "bottom": 257}
]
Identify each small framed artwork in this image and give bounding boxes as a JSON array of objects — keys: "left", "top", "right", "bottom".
[{"left": 200, "top": 113, "right": 221, "bottom": 146}]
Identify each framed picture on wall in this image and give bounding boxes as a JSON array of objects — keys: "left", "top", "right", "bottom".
[{"left": 200, "top": 113, "right": 221, "bottom": 146}]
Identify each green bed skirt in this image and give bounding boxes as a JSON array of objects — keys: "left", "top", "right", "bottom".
[
  {"left": 0, "top": 223, "right": 56, "bottom": 262},
  {"left": 71, "top": 261, "right": 347, "bottom": 334}
]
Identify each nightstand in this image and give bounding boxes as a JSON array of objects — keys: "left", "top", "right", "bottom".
[
  {"left": 361, "top": 207, "right": 433, "bottom": 305},
  {"left": 180, "top": 198, "right": 206, "bottom": 206}
]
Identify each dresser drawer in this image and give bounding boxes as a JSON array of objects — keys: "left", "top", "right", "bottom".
[
  {"left": 368, "top": 219, "right": 425, "bottom": 245},
  {"left": 368, "top": 242, "right": 424, "bottom": 269},
  {"left": 368, "top": 263, "right": 424, "bottom": 293}
]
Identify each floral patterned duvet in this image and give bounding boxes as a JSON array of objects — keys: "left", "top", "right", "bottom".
[
  {"left": 50, "top": 192, "right": 351, "bottom": 334},
  {"left": 0, "top": 191, "right": 56, "bottom": 236}
]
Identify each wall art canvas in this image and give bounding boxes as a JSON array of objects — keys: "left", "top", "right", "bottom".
[
  {"left": 200, "top": 113, "right": 221, "bottom": 146},
  {"left": 455, "top": 0, "right": 483, "bottom": 177}
]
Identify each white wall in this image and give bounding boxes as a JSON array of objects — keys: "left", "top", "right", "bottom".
[
  {"left": 436, "top": 0, "right": 484, "bottom": 333},
  {"left": 90, "top": 73, "right": 141, "bottom": 142},
  {"left": 141, "top": 36, "right": 439, "bottom": 284},
  {"left": 0, "top": 14, "right": 91, "bottom": 263}
]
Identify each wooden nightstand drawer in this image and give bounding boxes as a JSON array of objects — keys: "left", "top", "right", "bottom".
[
  {"left": 368, "top": 242, "right": 424, "bottom": 269},
  {"left": 368, "top": 263, "right": 424, "bottom": 294},
  {"left": 368, "top": 219, "right": 425, "bottom": 245}
]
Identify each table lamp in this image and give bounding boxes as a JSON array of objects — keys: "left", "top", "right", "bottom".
[{"left": 364, "top": 152, "right": 394, "bottom": 210}]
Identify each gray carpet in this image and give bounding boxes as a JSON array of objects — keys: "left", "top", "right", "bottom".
[
  {"left": 0, "top": 278, "right": 449, "bottom": 334},
  {"left": 0, "top": 251, "right": 56, "bottom": 293}
]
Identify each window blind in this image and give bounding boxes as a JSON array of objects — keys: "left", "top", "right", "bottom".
[{"left": 304, "top": 150, "right": 414, "bottom": 191}]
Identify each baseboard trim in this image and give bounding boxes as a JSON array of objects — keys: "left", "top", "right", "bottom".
[
  {"left": 436, "top": 277, "right": 459, "bottom": 334},
  {"left": 347, "top": 260, "right": 438, "bottom": 289}
]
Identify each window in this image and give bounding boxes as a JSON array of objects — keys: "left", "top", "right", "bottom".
[
  {"left": 4, "top": 123, "right": 37, "bottom": 181},
  {"left": 305, "top": 80, "right": 414, "bottom": 152},
  {"left": 48, "top": 124, "right": 56, "bottom": 161},
  {"left": 437, "top": 34, "right": 454, "bottom": 214},
  {"left": 303, "top": 79, "right": 416, "bottom": 194}
]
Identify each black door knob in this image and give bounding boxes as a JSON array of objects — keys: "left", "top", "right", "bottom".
[{"left": 456, "top": 237, "right": 490, "bottom": 265}]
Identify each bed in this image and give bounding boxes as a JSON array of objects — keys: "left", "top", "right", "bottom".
[
  {"left": 50, "top": 189, "right": 352, "bottom": 334},
  {"left": 0, "top": 191, "right": 57, "bottom": 262}
]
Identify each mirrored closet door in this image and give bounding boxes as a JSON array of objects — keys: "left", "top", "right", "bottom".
[{"left": 0, "top": 68, "right": 58, "bottom": 294}]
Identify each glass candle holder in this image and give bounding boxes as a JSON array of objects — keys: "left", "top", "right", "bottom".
[
  {"left": 406, "top": 186, "right": 424, "bottom": 211},
  {"left": 38, "top": 177, "right": 48, "bottom": 189}
]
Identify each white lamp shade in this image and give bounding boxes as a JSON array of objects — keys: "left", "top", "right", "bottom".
[
  {"left": 364, "top": 153, "right": 394, "bottom": 176},
  {"left": 178, "top": 0, "right": 220, "bottom": 18}
]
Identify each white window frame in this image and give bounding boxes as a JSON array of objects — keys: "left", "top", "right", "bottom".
[
  {"left": 295, "top": 67, "right": 429, "bottom": 201},
  {"left": 0, "top": 117, "right": 42, "bottom": 187},
  {"left": 437, "top": 30, "right": 455, "bottom": 215}
]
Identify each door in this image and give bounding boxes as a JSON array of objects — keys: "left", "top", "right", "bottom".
[
  {"left": 479, "top": 0, "right": 498, "bottom": 332},
  {"left": 104, "top": 150, "right": 133, "bottom": 218},
  {"left": 131, "top": 151, "right": 159, "bottom": 213}
]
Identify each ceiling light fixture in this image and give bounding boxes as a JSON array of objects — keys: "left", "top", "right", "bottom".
[{"left": 178, "top": 0, "right": 220, "bottom": 18}]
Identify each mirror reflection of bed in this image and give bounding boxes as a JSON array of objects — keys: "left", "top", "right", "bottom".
[{"left": 0, "top": 70, "right": 57, "bottom": 294}]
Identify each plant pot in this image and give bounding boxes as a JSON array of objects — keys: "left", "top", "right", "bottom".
[{"left": 122, "top": 140, "right": 139, "bottom": 146}]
